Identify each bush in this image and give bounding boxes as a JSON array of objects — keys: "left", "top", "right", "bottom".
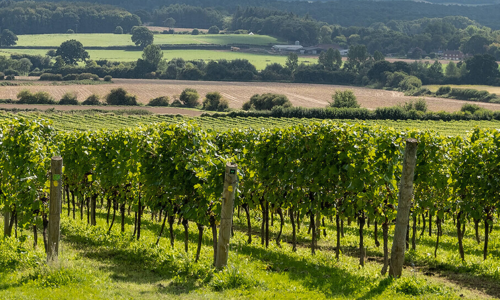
[
  {"left": 82, "top": 94, "right": 101, "bottom": 105},
  {"left": 114, "top": 26, "right": 123, "bottom": 34},
  {"left": 77, "top": 73, "right": 99, "bottom": 81},
  {"left": 242, "top": 93, "right": 292, "bottom": 111},
  {"left": 104, "top": 75, "right": 112, "bottom": 82},
  {"left": 461, "top": 103, "right": 482, "bottom": 113},
  {"left": 0, "top": 72, "right": 5, "bottom": 80},
  {"left": 170, "top": 98, "right": 183, "bottom": 107},
  {"left": 5, "top": 75, "right": 15, "bottom": 80},
  {"left": 191, "top": 28, "right": 200, "bottom": 35},
  {"left": 436, "top": 86, "right": 451, "bottom": 96},
  {"left": 4, "top": 69, "right": 19, "bottom": 76},
  {"left": 148, "top": 96, "right": 170, "bottom": 106},
  {"left": 179, "top": 88, "right": 200, "bottom": 107},
  {"left": 67, "top": 29, "right": 74, "bottom": 34},
  {"left": 63, "top": 74, "right": 78, "bottom": 81},
  {"left": 105, "top": 88, "right": 138, "bottom": 106},
  {"left": 202, "top": 92, "right": 228, "bottom": 111},
  {"left": 59, "top": 92, "right": 79, "bottom": 105},
  {"left": 448, "top": 88, "right": 496, "bottom": 102},
  {"left": 401, "top": 98, "right": 427, "bottom": 112},
  {"left": 398, "top": 76, "right": 422, "bottom": 91},
  {"left": 40, "top": 73, "right": 63, "bottom": 81},
  {"left": 17, "top": 90, "right": 56, "bottom": 104},
  {"left": 329, "top": 90, "right": 359, "bottom": 108},
  {"left": 208, "top": 26, "right": 220, "bottom": 34}
]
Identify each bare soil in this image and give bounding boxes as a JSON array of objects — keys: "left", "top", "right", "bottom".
[{"left": 3, "top": 78, "right": 500, "bottom": 112}]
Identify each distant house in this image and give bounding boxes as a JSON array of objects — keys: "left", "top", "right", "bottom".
[{"left": 443, "top": 50, "right": 466, "bottom": 61}]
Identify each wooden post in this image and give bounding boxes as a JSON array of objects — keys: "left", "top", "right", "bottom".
[
  {"left": 389, "top": 139, "right": 418, "bottom": 278},
  {"left": 47, "top": 156, "right": 63, "bottom": 263},
  {"left": 3, "top": 206, "right": 10, "bottom": 237},
  {"left": 215, "top": 162, "right": 238, "bottom": 269}
]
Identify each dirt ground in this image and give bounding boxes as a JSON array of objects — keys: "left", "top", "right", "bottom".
[{"left": 3, "top": 78, "right": 500, "bottom": 112}]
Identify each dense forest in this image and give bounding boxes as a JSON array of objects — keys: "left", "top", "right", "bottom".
[{"left": 21, "top": 0, "right": 500, "bottom": 29}]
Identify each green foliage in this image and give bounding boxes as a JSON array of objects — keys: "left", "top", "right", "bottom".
[
  {"left": 39, "top": 73, "right": 63, "bottom": 81},
  {"left": 202, "top": 92, "right": 228, "bottom": 111},
  {"left": 17, "top": 90, "right": 56, "bottom": 104},
  {"left": 114, "top": 26, "right": 123, "bottom": 34},
  {"left": 374, "top": 50, "right": 385, "bottom": 61},
  {"left": 131, "top": 27, "right": 154, "bottom": 47},
  {"left": 148, "top": 96, "right": 170, "bottom": 106},
  {"left": 285, "top": 53, "right": 298, "bottom": 72},
  {"left": 208, "top": 26, "right": 220, "bottom": 34},
  {"left": 461, "top": 103, "right": 482, "bottom": 113},
  {"left": 209, "top": 265, "right": 260, "bottom": 291},
  {"left": 103, "top": 75, "right": 112, "bottom": 82},
  {"left": 192, "top": 28, "right": 200, "bottom": 35},
  {"left": 436, "top": 86, "right": 451, "bottom": 96},
  {"left": 329, "top": 90, "right": 359, "bottom": 108},
  {"left": 393, "top": 277, "right": 447, "bottom": 296},
  {"left": 398, "top": 75, "right": 422, "bottom": 91},
  {"left": 82, "top": 94, "right": 101, "bottom": 105},
  {"left": 59, "top": 92, "right": 79, "bottom": 105},
  {"left": 179, "top": 88, "right": 200, "bottom": 108},
  {"left": 242, "top": 93, "right": 292, "bottom": 111},
  {"left": 0, "top": 29, "right": 17, "bottom": 47},
  {"left": 56, "top": 40, "right": 90, "bottom": 65},
  {"left": 141, "top": 44, "right": 164, "bottom": 69},
  {"left": 105, "top": 88, "right": 138, "bottom": 106}
]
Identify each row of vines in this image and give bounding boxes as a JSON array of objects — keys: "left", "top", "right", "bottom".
[{"left": 1, "top": 118, "right": 499, "bottom": 274}]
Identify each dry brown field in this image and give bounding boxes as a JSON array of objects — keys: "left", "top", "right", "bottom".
[{"left": 3, "top": 78, "right": 500, "bottom": 112}]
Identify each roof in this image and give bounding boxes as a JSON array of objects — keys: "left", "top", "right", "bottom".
[
  {"left": 272, "top": 45, "right": 304, "bottom": 50},
  {"left": 315, "top": 44, "right": 344, "bottom": 51}
]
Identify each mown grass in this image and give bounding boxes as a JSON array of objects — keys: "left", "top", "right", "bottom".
[
  {"left": 14, "top": 33, "right": 283, "bottom": 48},
  {"left": 0, "top": 205, "right": 498, "bottom": 299}
]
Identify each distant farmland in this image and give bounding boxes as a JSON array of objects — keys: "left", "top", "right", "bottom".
[
  {"left": 3, "top": 78, "right": 500, "bottom": 112},
  {"left": 13, "top": 33, "right": 284, "bottom": 47},
  {"left": 0, "top": 49, "right": 316, "bottom": 70}
]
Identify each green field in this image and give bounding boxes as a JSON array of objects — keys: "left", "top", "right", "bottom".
[
  {"left": 0, "top": 49, "right": 315, "bottom": 70},
  {"left": 14, "top": 33, "right": 283, "bottom": 47}
]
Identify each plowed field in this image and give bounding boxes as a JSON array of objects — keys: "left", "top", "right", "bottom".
[{"left": 2, "top": 78, "right": 500, "bottom": 112}]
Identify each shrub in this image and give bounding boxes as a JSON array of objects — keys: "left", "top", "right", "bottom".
[
  {"left": 191, "top": 28, "right": 200, "bottom": 35},
  {"left": 0, "top": 72, "right": 5, "bottom": 80},
  {"left": 105, "top": 88, "right": 138, "bottom": 106},
  {"left": 77, "top": 73, "right": 99, "bottom": 81},
  {"left": 59, "top": 92, "right": 79, "bottom": 105},
  {"left": 148, "top": 96, "right": 170, "bottom": 106},
  {"left": 17, "top": 90, "right": 56, "bottom": 104},
  {"left": 449, "top": 88, "right": 496, "bottom": 102},
  {"left": 63, "top": 74, "right": 78, "bottom": 81},
  {"left": 82, "top": 94, "right": 101, "bottom": 105},
  {"left": 401, "top": 98, "right": 427, "bottom": 112},
  {"left": 4, "top": 69, "right": 19, "bottom": 76},
  {"left": 202, "top": 92, "right": 229, "bottom": 111},
  {"left": 242, "top": 93, "right": 292, "bottom": 111},
  {"left": 208, "top": 26, "right": 220, "bottom": 34},
  {"left": 398, "top": 75, "right": 422, "bottom": 91},
  {"left": 179, "top": 88, "right": 200, "bottom": 107},
  {"left": 67, "top": 29, "right": 74, "bottom": 34},
  {"left": 436, "top": 86, "right": 451, "bottom": 96},
  {"left": 329, "top": 90, "right": 359, "bottom": 108},
  {"left": 170, "top": 98, "right": 183, "bottom": 107},
  {"left": 40, "top": 73, "right": 63, "bottom": 81},
  {"left": 104, "top": 75, "right": 112, "bottom": 82},
  {"left": 114, "top": 26, "right": 123, "bottom": 34},
  {"left": 461, "top": 103, "right": 482, "bottom": 113},
  {"left": 5, "top": 75, "right": 15, "bottom": 80}
]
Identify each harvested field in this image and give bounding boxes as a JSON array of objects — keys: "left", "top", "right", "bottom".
[{"left": 3, "top": 78, "right": 500, "bottom": 112}]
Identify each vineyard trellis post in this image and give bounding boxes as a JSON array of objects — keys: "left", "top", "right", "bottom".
[
  {"left": 47, "top": 156, "right": 63, "bottom": 263},
  {"left": 215, "top": 162, "right": 238, "bottom": 269},
  {"left": 389, "top": 139, "right": 418, "bottom": 278}
]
